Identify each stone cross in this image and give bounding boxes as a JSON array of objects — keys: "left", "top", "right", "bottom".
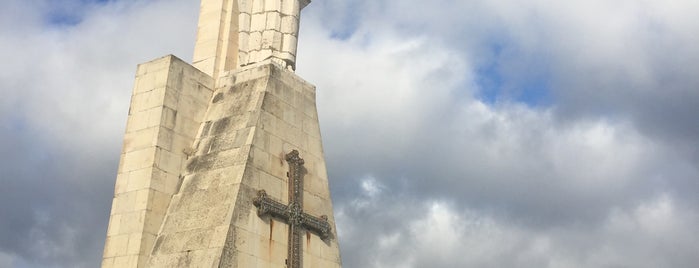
[
  {"left": 193, "top": 0, "right": 311, "bottom": 79},
  {"left": 253, "top": 150, "right": 331, "bottom": 268}
]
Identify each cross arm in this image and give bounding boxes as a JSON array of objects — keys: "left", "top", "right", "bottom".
[
  {"left": 253, "top": 190, "right": 289, "bottom": 221},
  {"left": 301, "top": 213, "right": 331, "bottom": 240}
]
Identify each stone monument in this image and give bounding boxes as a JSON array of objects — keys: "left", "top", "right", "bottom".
[{"left": 101, "top": 0, "right": 342, "bottom": 267}]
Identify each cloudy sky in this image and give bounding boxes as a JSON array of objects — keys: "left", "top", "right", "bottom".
[{"left": 1, "top": 0, "right": 698, "bottom": 267}]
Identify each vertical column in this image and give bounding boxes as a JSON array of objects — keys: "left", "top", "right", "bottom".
[
  {"left": 102, "top": 56, "right": 214, "bottom": 268},
  {"left": 192, "top": 0, "right": 239, "bottom": 79},
  {"left": 238, "top": 0, "right": 311, "bottom": 70}
]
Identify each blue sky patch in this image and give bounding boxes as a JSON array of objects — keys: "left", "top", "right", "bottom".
[
  {"left": 475, "top": 42, "right": 553, "bottom": 107},
  {"left": 44, "top": 0, "right": 112, "bottom": 27}
]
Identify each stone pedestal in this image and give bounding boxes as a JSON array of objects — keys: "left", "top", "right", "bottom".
[
  {"left": 102, "top": 55, "right": 215, "bottom": 267},
  {"left": 103, "top": 59, "right": 342, "bottom": 268}
]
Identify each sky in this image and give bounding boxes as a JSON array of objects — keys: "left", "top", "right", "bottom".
[{"left": 0, "top": 0, "right": 698, "bottom": 267}]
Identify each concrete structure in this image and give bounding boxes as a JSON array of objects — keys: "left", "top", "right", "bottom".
[{"left": 102, "top": 1, "right": 342, "bottom": 267}]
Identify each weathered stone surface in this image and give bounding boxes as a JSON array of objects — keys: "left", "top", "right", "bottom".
[
  {"left": 104, "top": 1, "right": 341, "bottom": 267},
  {"left": 102, "top": 55, "right": 214, "bottom": 267},
  {"left": 146, "top": 62, "right": 341, "bottom": 267},
  {"left": 193, "top": 0, "right": 311, "bottom": 78}
]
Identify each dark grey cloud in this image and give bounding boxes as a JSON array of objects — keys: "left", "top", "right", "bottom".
[
  {"left": 0, "top": 117, "right": 116, "bottom": 267},
  {"left": 297, "top": 1, "right": 699, "bottom": 267}
]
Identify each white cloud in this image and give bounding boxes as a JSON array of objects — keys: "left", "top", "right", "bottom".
[
  {"left": 0, "top": 252, "right": 14, "bottom": 268},
  {"left": 339, "top": 192, "right": 699, "bottom": 268},
  {"left": 299, "top": 2, "right": 699, "bottom": 267},
  {"left": 1, "top": 0, "right": 199, "bottom": 151}
]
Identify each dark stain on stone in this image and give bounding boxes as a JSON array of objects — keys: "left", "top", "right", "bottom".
[
  {"left": 212, "top": 117, "right": 230, "bottom": 134},
  {"left": 186, "top": 156, "right": 200, "bottom": 173},
  {"left": 152, "top": 235, "right": 164, "bottom": 253},
  {"left": 166, "top": 109, "right": 177, "bottom": 128},
  {"left": 230, "top": 82, "right": 248, "bottom": 94},
  {"left": 306, "top": 231, "right": 311, "bottom": 247},
  {"left": 212, "top": 92, "right": 224, "bottom": 103},
  {"left": 219, "top": 223, "right": 238, "bottom": 267},
  {"left": 269, "top": 220, "right": 274, "bottom": 258},
  {"left": 201, "top": 121, "right": 212, "bottom": 137},
  {"left": 175, "top": 175, "right": 184, "bottom": 193}
]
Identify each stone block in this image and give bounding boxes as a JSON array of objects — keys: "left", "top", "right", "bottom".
[
  {"left": 269, "top": 240, "right": 287, "bottom": 265},
  {"left": 306, "top": 136, "right": 323, "bottom": 160},
  {"left": 258, "top": 171, "right": 284, "bottom": 201},
  {"left": 266, "top": 12, "right": 281, "bottom": 30},
  {"left": 238, "top": 51, "right": 250, "bottom": 66},
  {"left": 106, "top": 214, "right": 122, "bottom": 236},
  {"left": 259, "top": 111, "right": 278, "bottom": 134},
  {"left": 134, "top": 189, "right": 151, "bottom": 211},
  {"left": 149, "top": 190, "right": 172, "bottom": 214},
  {"left": 119, "top": 210, "right": 146, "bottom": 234},
  {"left": 307, "top": 232, "right": 323, "bottom": 256},
  {"left": 144, "top": 168, "right": 175, "bottom": 194},
  {"left": 120, "top": 147, "right": 156, "bottom": 172},
  {"left": 155, "top": 148, "right": 183, "bottom": 175},
  {"left": 129, "top": 87, "right": 166, "bottom": 113},
  {"left": 122, "top": 127, "right": 158, "bottom": 154},
  {"left": 112, "top": 191, "right": 138, "bottom": 214},
  {"left": 104, "top": 234, "right": 129, "bottom": 257},
  {"left": 126, "top": 233, "right": 143, "bottom": 255},
  {"left": 114, "top": 173, "right": 129, "bottom": 194},
  {"left": 112, "top": 255, "right": 138, "bottom": 267},
  {"left": 233, "top": 228, "right": 256, "bottom": 255},
  {"left": 137, "top": 255, "right": 149, "bottom": 268},
  {"left": 303, "top": 100, "right": 317, "bottom": 120},
  {"left": 192, "top": 57, "right": 216, "bottom": 78},
  {"left": 134, "top": 70, "right": 168, "bottom": 94},
  {"left": 136, "top": 57, "right": 171, "bottom": 76},
  {"left": 281, "top": 0, "right": 299, "bottom": 16},
  {"left": 303, "top": 192, "right": 325, "bottom": 216},
  {"left": 258, "top": 49, "right": 273, "bottom": 61},
  {"left": 260, "top": 30, "right": 276, "bottom": 49},
  {"left": 124, "top": 111, "right": 147, "bottom": 133},
  {"left": 249, "top": 31, "right": 263, "bottom": 51},
  {"left": 238, "top": 31, "right": 250, "bottom": 52},
  {"left": 176, "top": 94, "right": 208, "bottom": 121},
  {"left": 251, "top": 13, "right": 267, "bottom": 32},
  {"left": 282, "top": 34, "right": 298, "bottom": 58},
  {"left": 186, "top": 146, "right": 250, "bottom": 173},
  {"left": 251, "top": 0, "right": 265, "bottom": 13},
  {"left": 277, "top": 121, "right": 302, "bottom": 147},
  {"left": 160, "top": 106, "right": 177, "bottom": 130},
  {"left": 144, "top": 211, "right": 166, "bottom": 235},
  {"left": 252, "top": 146, "right": 271, "bottom": 171},
  {"left": 239, "top": 12, "right": 251, "bottom": 32},
  {"left": 261, "top": 94, "right": 284, "bottom": 120},
  {"left": 282, "top": 104, "right": 298, "bottom": 127},
  {"left": 269, "top": 154, "right": 287, "bottom": 180},
  {"left": 281, "top": 16, "right": 299, "bottom": 34},
  {"left": 236, "top": 252, "right": 258, "bottom": 267},
  {"left": 101, "top": 257, "right": 114, "bottom": 268},
  {"left": 267, "top": 132, "right": 283, "bottom": 156},
  {"left": 208, "top": 225, "right": 230, "bottom": 248},
  {"left": 264, "top": 0, "right": 281, "bottom": 12}
]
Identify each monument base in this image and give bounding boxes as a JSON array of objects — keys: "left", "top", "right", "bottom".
[{"left": 103, "top": 56, "right": 341, "bottom": 267}]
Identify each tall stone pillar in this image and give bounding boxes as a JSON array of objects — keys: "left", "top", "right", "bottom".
[{"left": 102, "top": 1, "right": 342, "bottom": 267}]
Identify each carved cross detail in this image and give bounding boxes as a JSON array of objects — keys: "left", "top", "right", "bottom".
[{"left": 253, "top": 150, "right": 331, "bottom": 268}]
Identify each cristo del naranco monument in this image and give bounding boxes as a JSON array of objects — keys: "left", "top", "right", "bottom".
[{"left": 101, "top": 0, "right": 342, "bottom": 267}]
